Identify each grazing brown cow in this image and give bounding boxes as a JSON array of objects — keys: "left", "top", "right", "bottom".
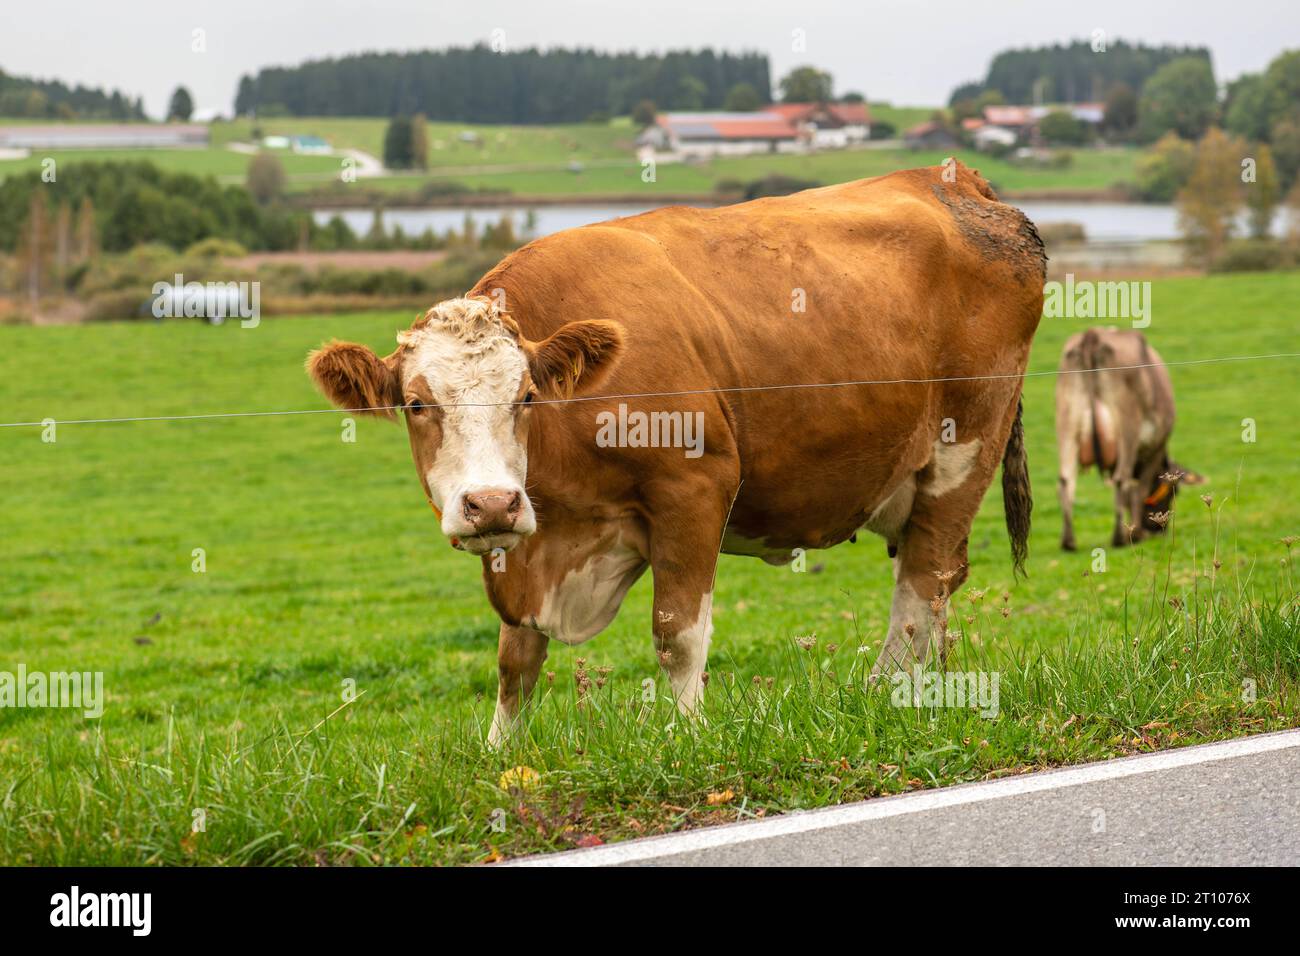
[
  {"left": 1055, "top": 328, "right": 1204, "bottom": 551},
  {"left": 307, "top": 161, "right": 1045, "bottom": 743}
]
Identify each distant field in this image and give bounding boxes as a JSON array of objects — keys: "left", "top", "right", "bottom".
[
  {"left": 0, "top": 115, "right": 1141, "bottom": 198},
  {"left": 0, "top": 147, "right": 342, "bottom": 181},
  {"left": 393, "top": 146, "right": 1141, "bottom": 197},
  {"left": 212, "top": 116, "right": 636, "bottom": 167},
  {"left": 0, "top": 272, "right": 1297, "bottom": 864},
  {"left": 867, "top": 102, "right": 937, "bottom": 132}
]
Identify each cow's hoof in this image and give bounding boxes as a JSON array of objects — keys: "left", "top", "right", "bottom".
[{"left": 1061, "top": 538, "right": 1077, "bottom": 552}]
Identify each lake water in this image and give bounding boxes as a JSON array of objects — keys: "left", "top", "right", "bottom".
[
  {"left": 313, "top": 200, "right": 1185, "bottom": 245},
  {"left": 1012, "top": 201, "right": 1180, "bottom": 242},
  {"left": 314, "top": 205, "right": 664, "bottom": 242}
]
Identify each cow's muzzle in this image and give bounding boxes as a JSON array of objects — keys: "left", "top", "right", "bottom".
[
  {"left": 462, "top": 489, "right": 523, "bottom": 534},
  {"left": 444, "top": 487, "right": 535, "bottom": 554}
]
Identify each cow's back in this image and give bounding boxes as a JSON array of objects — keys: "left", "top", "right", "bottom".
[{"left": 471, "top": 162, "right": 1045, "bottom": 550}]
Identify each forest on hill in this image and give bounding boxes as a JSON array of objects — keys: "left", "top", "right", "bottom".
[{"left": 234, "top": 45, "right": 772, "bottom": 123}]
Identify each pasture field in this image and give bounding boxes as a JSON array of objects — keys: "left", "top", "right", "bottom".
[
  {"left": 413, "top": 145, "right": 1139, "bottom": 197},
  {"left": 0, "top": 271, "right": 1298, "bottom": 865},
  {"left": 0, "top": 147, "right": 342, "bottom": 181},
  {"left": 0, "top": 116, "right": 1139, "bottom": 198}
]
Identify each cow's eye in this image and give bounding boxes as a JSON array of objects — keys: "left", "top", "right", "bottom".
[
  {"left": 407, "top": 398, "right": 425, "bottom": 414},
  {"left": 523, "top": 392, "right": 535, "bottom": 405}
]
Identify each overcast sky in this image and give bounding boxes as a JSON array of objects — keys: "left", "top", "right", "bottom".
[{"left": 4, "top": 0, "right": 1297, "bottom": 119}]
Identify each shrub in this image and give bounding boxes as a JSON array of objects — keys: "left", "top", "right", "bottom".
[
  {"left": 1135, "top": 133, "right": 1195, "bottom": 202},
  {"left": 1035, "top": 222, "right": 1087, "bottom": 244},
  {"left": 868, "top": 120, "right": 897, "bottom": 140},
  {"left": 1208, "top": 238, "right": 1293, "bottom": 273},
  {"left": 246, "top": 152, "right": 286, "bottom": 205},
  {"left": 743, "top": 175, "right": 820, "bottom": 200},
  {"left": 184, "top": 238, "right": 249, "bottom": 259},
  {"left": 84, "top": 289, "right": 152, "bottom": 322}
]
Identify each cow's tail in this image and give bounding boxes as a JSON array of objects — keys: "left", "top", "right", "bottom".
[{"left": 1002, "top": 398, "right": 1032, "bottom": 579}]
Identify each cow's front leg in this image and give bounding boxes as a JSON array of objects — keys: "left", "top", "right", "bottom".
[
  {"left": 653, "top": 585, "right": 715, "bottom": 714},
  {"left": 489, "top": 623, "right": 548, "bottom": 746},
  {"left": 646, "top": 494, "right": 729, "bottom": 715}
]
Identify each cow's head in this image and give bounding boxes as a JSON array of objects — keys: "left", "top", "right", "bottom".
[{"left": 307, "top": 296, "right": 624, "bottom": 554}]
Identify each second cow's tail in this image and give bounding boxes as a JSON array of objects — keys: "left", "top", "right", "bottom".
[{"left": 1002, "top": 398, "right": 1032, "bottom": 578}]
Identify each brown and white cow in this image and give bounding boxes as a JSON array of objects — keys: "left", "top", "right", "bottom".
[
  {"left": 1055, "top": 327, "right": 1204, "bottom": 551},
  {"left": 307, "top": 161, "right": 1045, "bottom": 743}
]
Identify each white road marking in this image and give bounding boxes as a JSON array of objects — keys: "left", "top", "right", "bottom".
[{"left": 507, "top": 729, "right": 1300, "bottom": 867}]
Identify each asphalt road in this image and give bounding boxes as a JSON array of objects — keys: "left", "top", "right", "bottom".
[{"left": 514, "top": 729, "right": 1300, "bottom": 867}]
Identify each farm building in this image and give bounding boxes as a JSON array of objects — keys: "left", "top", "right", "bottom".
[
  {"left": 0, "top": 123, "right": 209, "bottom": 150},
  {"left": 638, "top": 112, "right": 800, "bottom": 158},
  {"left": 956, "top": 102, "right": 1107, "bottom": 150},
  {"left": 638, "top": 102, "right": 871, "bottom": 160},
  {"left": 981, "top": 103, "right": 1105, "bottom": 137},
  {"left": 765, "top": 102, "right": 871, "bottom": 148},
  {"left": 902, "top": 120, "right": 959, "bottom": 149},
  {"left": 263, "top": 134, "right": 331, "bottom": 154},
  {"left": 968, "top": 122, "right": 1018, "bottom": 151}
]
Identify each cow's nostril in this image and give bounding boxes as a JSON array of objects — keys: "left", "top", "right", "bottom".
[{"left": 461, "top": 491, "right": 520, "bottom": 530}]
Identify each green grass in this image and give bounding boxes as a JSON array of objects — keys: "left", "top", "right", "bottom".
[
  {"left": 0, "top": 147, "right": 343, "bottom": 182},
  {"left": 212, "top": 116, "right": 636, "bottom": 168},
  {"left": 316, "top": 146, "right": 1139, "bottom": 199},
  {"left": 1, "top": 272, "right": 1298, "bottom": 864},
  {"left": 0, "top": 115, "right": 1140, "bottom": 197},
  {"left": 867, "top": 102, "right": 937, "bottom": 132}
]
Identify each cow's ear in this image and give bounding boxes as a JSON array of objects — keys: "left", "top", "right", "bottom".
[
  {"left": 527, "top": 320, "right": 624, "bottom": 399},
  {"left": 306, "top": 340, "right": 401, "bottom": 419}
]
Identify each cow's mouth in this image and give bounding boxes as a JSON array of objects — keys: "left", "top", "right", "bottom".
[{"left": 453, "top": 531, "right": 525, "bottom": 555}]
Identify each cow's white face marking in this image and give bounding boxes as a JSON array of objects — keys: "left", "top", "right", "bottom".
[
  {"left": 399, "top": 299, "right": 536, "bottom": 552},
  {"left": 923, "top": 438, "right": 982, "bottom": 497}
]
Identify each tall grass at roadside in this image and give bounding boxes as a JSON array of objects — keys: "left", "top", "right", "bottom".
[{"left": 3, "top": 515, "right": 1295, "bottom": 866}]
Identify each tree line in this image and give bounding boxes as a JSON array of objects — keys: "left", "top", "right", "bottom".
[
  {"left": 0, "top": 163, "right": 307, "bottom": 257},
  {"left": 0, "top": 68, "right": 146, "bottom": 120},
  {"left": 234, "top": 45, "right": 772, "bottom": 122},
  {"left": 950, "top": 40, "right": 1212, "bottom": 105}
]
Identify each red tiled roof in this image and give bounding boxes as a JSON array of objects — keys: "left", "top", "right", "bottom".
[
  {"left": 828, "top": 103, "right": 870, "bottom": 125},
  {"left": 709, "top": 118, "right": 799, "bottom": 139},
  {"left": 983, "top": 106, "right": 1036, "bottom": 127},
  {"left": 905, "top": 120, "right": 942, "bottom": 136},
  {"left": 764, "top": 103, "right": 813, "bottom": 121},
  {"left": 765, "top": 102, "right": 871, "bottom": 126}
]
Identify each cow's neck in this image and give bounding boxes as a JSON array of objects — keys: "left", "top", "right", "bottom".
[{"left": 478, "top": 406, "right": 647, "bottom": 631}]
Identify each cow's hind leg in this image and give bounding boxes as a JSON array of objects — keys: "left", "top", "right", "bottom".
[
  {"left": 1058, "top": 457, "right": 1079, "bottom": 552},
  {"left": 872, "top": 526, "right": 969, "bottom": 676},
  {"left": 872, "top": 424, "right": 1008, "bottom": 678},
  {"left": 489, "top": 623, "right": 549, "bottom": 746}
]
